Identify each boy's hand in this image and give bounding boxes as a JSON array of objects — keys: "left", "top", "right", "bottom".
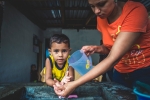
[
  {"left": 53, "top": 78, "right": 63, "bottom": 93},
  {"left": 54, "top": 78, "right": 63, "bottom": 92},
  {"left": 61, "top": 71, "right": 72, "bottom": 85}
]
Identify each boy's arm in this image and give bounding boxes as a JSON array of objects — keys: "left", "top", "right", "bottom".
[
  {"left": 61, "top": 66, "right": 74, "bottom": 84},
  {"left": 45, "top": 58, "right": 56, "bottom": 86},
  {"left": 68, "top": 66, "right": 74, "bottom": 81}
]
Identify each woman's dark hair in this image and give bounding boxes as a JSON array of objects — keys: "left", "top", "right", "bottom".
[
  {"left": 118, "top": 0, "right": 128, "bottom": 2},
  {"left": 49, "top": 34, "right": 70, "bottom": 48}
]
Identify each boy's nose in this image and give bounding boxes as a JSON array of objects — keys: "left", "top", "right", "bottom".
[{"left": 58, "top": 52, "right": 63, "bottom": 56}]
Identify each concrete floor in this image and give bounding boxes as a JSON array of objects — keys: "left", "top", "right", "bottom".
[{"left": 0, "top": 82, "right": 137, "bottom": 100}]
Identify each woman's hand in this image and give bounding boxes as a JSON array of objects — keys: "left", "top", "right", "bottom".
[
  {"left": 53, "top": 81, "right": 77, "bottom": 97},
  {"left": 81, "top": 45, "right": 97, "bottom": 56},
  {"left": 81, "top": 45, "right": 109, "bottom": 56}
]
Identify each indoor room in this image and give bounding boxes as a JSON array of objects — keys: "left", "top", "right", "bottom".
[{"left": 0, "top": 0, "right": 150, "bottom": 100}]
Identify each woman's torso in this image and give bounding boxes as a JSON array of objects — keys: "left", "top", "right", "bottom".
[{"left": 97, "top": 1, "right": 150, "bottom": 73}]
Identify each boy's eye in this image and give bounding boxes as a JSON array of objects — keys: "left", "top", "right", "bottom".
[
  {"left": 54, "top": 50, "right": 59, "bottom": 53},
  {"left": 62, "top": 49, "right": 67, "bottom": 52}
]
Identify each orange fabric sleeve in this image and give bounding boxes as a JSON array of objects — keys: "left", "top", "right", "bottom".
[{"left": 121, "top": 3, "right": 148, "bottom": 32}]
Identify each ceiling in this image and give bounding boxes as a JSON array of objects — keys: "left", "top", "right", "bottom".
[{"left": 7, "top": 0, "right": 150, "bottom": 30}]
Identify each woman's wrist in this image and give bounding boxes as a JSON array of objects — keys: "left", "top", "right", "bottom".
[
  {"left": 73, "top": 76, "right": 87, "bottom": 87},
  {"left": 73, "top": 80, "right": 81, "bottom": 88},
  {"left": 93, "top": 45, "right": 101, "bottom": 53},
  {"left": 94, "top": 45, "right": 109, "bottom": 54}
]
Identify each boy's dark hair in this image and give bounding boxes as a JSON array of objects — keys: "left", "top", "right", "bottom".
[{"left": 49, "top": 34, "right": 70, "bottom": 48}]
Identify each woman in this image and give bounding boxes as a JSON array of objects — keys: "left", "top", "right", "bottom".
[{"left": 54, "top": 0, "right": 150, "bottom": 97}]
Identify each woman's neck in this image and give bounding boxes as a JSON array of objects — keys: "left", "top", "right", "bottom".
[{"left": 107, "top": 2, "right": 125, "bottom": 24}]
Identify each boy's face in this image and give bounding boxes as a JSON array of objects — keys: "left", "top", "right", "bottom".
[{"left": 50, "top": 42, "right": 71, "bottom": 66}]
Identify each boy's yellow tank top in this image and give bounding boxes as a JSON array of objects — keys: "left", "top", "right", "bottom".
[{"left": 50, "top": 55, "right": 70, "bottom": 81}]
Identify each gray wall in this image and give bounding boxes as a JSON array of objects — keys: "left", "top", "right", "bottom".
[
  {"left": 43, "top": 28, "right": 62, "bottom": 38},
  {"left": 0, "top": 2, "right": 43, "bottom": 83},
  {"left": 63, "top": 29, "right": 101, "bottom": 65}
]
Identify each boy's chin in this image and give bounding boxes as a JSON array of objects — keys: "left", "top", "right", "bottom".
[{"left": 56, "top": 61, "right": 65, "bottom": 66}]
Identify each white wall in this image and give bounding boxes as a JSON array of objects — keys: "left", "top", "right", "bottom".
[
  {"left": 0, "top": 2, "right": 43, "bottom": 83},
  {"left": 63, "top": 29, "right": 101, "bottom": 65}
]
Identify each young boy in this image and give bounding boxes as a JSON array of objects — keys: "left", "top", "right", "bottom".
[{"left": 45, "top": 34, "right": 74, "bottom": 86}]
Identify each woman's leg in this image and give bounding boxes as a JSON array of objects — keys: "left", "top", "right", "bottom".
[
  {"left": 113, "top": 69, "right": 132, "bottom": 88},
  {"left": 130, "top": 66, "right": 150, "bottom": 87}
]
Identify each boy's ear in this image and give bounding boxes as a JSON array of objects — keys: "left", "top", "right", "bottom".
[
  {"left": 48, "top": 49, "right": 51, "bottom": 53},
  {"left": 69, "top": 48, "right": 72, "bottom": 52}
]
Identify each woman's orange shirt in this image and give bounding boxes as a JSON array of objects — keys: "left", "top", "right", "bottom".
[{"left": 97, "top": 1, "right": 150, "bottom": 73}]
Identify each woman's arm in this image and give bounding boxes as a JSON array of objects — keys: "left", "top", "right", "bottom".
[
  {"left": 45, "top": 58, "right": 55, "bottom": 86},
  {"left": 76, "top": 31, "right": 141, "bottom": 86}
]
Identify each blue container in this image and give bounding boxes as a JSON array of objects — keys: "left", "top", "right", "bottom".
[
  {"left": 134, "top": 88, "right": 150, "bottom": 100},
  {"left": 69, "top": 50, "right": 93, "bottom": 75}
]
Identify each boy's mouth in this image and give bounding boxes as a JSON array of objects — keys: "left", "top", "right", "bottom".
[{"left": 57, "top": 59, "right": 64, "bottom": 62}]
